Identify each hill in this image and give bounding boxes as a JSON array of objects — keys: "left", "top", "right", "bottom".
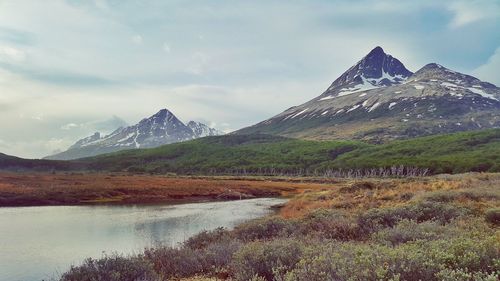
[
  {"left": 81, "top": 129, "right": 500, "bottom": 175},
  {"left": 2, "top": 129, "right": 498, "bottom": 175}
]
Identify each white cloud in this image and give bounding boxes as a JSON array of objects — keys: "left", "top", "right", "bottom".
[
  {"left": 163, "top": 42, "right": 171, "bottom": 53},
  {"left": 61, "top": 123, "right": 78, "bottom": 130},
  {"left": 0, "top": 46, "right": 26, "bottom": 62},
  {"left": 0, "top": 0, "right": 498, "bottom": 158},
  {"left": 448, "top": 0, "right": 500, "bottom": 28},
  {"left": 132, "top": 34, "right": 143, "bottom": 45},
  {"left": 473, "top": 47, "right": 500, "bottom": 86}
]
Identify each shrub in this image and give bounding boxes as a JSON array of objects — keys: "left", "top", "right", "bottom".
[
  {"left": 339, "top": 181, "right": 377, "bottom": 192},
  {"left": 371, "top": 219, "right": 453, "bottom": 245},
  {"left": 60, "top": 255, "right": 158, "bottom": 281},
  {"left": 358, "top": 201, "right": 470, "bottom": 232},
  {"left": 231, "top": 239, "right": 305, "bottom": 281},
  {"left": 298, "top": 209, "right": 362, "bottom": 240},
  {"left": 234, "top": 216, "right": 296, "bottom": 241},
  {"left": 423, "top": 189, "right": 500, "bottom": 203},
  {"left": 435, "top": 268, "right": 499, "bottom": 281},
  {"left": 143, "top": 247, "right": 205, "bottom": 278},
  {"left": 485, "top": 208, "right": 500, "bottom": 225},
  {"left": 284, "top": 236, "right": 500, "bottom": 281},
  {"left": 184, "top": 227, "right": 230, "bottom": 249},
  {"left": 143, "top": 237, "right": 241, "bottom": 279}
]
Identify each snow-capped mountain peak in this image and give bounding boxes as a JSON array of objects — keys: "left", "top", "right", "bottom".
[
  {"left": 187, "top": 121, "right": 223, "bottom": 138},
  {"left": 45, "top": 109, "right": 223, "bottom": 160},
  {"left": 236, "top": 46, "right": 500, "bottom": 142},
  {"left": 319, "top": 46, "right": 413, "bottom": 100}
]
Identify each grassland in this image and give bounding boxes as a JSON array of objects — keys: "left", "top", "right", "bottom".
[{"left": 59, "top": 173, "right": 500, "bottom": 281}]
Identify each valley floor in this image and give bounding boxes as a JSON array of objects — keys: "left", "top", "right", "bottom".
[{"left": 13, "top": 172, "right": 496, "bottom": 281}]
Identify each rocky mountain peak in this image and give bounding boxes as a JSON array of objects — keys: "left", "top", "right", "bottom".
[
  {"left": 319, "top": 46, "right": 413, "bottom": 100},
  {"left": 45, "top": 109, "right": 222, "bottom": 160},
  {"left": 187, "top": 121, "right": 223, "bottom": 138}
]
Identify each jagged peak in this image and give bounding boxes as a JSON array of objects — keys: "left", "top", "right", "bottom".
[
  {"left": 319, "top": 46, "right": 412, "bottom": 99},
  {"left": 152, "top": 108, "right": 174, "bottom": 118}
]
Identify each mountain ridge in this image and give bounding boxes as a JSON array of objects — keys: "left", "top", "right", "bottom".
[
  {"left": 45, "top": 109, "right": 223, "bottom": 160},
  {"left": 235, "top": 46, "right": 500, "bottom": 141}
]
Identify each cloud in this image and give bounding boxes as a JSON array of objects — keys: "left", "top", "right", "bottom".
[
  {"left": 473, "top": 47, "right": 500, "bottom": 86},
  {"left": 447, "top": 0, "right": 500, "bottom": 28},
  {"left": 0, "top": 0, "right": 498, "bottom": 158},
  {"left": 61, "top": 123, "right": 78, "bottom": 130},
  {"left": 132, "top": 35, "right": 143, "bottom": 45},
  {"left": 163, "top": 42, "right": 171, "bottom": 53},
  {"left": 0, "top": 46, "right": 26, "bottom": 62}
]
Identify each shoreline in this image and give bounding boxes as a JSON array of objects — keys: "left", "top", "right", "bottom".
[{"left": 0, "top": 171, "right": 330, "bottom": 207}]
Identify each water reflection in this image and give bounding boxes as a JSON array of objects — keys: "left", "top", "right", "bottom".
[{"left": 0, "top": 198, "right": 286, "bottom": 281}]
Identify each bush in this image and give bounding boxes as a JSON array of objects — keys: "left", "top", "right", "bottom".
[
  {"left": 143, "top": 237, "right": 241, "bottom": 279},
  {"left": 184, "top": 227, "right": 230, "bottom": 249},
  {"left": 371, "top": 219, "right": 453, "bottom": 245},
  {"left": 339, "top": 181, "right": 377, "bottom": 192},
  {"left": 60, "top": 255, "right": 158, "bottom": 281},
  {"left": 234, "top": 216, "right": 296, "bottom": 241},
  {"left": 423, "top": 189, "right": 500, "bottom": 203},
  {"left": 436, "top": 268, "right": 499, "bottom": 281},
  {"left": 284, "top": 236, "right": 500, "bottom": 281},
  {"left": 358, "top": 201, "right": 470, "bottom": 231},
  {"left": 231, "top": 239, "right": 305, "bottom": 281},
  {"left": 298, "top": 209, "right": 362, "bottom": 240},
  {"left": 143, "top": 247, "right": 205, "bottom": 278},
  {"left": 485, "top": 208, "right": 500, "bottom": 225}
]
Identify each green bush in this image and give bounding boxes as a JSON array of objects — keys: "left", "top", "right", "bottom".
[
  {"left": 298, "top": 209, "right": 362, "bottom": 240},
  {"left": 485, "top": 208, "right": 500, "bottom": 225},
  {"left": 358, "top": 201, "right": 470, "bottom": 231},
  {"left": 60, "top": 255, "right": 158, "bottom": 281},
  {"left": 234, "top": 216, "right": 296, "bottom": 241},
  {"left": 231, "top": 239, "right": 305, "bottom": 281},
  {"left": 284, "top": 236, "right": 500, "bottom": 281},
  {"left": 435, "top": 269, "right": 499, "bottom": 281},
  {"left": 371, "top": 219, "right": 454, "bottom": 245},
  {"left": 184, "top": 227, "right": 230, "bottom": 249},
  {"left": 143, "top": 237, "right": 241, "bottom": 279}
]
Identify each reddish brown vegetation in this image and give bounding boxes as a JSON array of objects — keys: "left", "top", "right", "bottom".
[{"left": 0, "top": 172, "right": 335, "bottom": 206}]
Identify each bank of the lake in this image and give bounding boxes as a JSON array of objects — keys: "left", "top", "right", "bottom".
[{"left": 0, "top": 172, "right": 333, "bottom": 207}]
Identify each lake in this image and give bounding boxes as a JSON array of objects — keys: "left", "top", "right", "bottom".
[{"left": 0, "top": 198, "right": 286, "bottom": 281}]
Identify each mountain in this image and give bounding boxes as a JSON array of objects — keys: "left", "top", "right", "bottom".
[
  {"left": 45, "top": 109, "right": 222, "bottom": 160},
  {"left": 187, "top": 121, "right": 224, "bottom": 138},
  {"left": 236, "top": 46, "right": 500, "bottom": 142}
]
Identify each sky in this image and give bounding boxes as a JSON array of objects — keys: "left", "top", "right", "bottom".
[{"left": 0, "top": 0, "right": 499, "bottom": 158}]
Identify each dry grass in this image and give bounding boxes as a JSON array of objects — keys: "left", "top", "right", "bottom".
[
  {"left": 0, "top": 172, "right": 336, "bottom": 206},
  {"left": 279, "top": 173, "right": 500, "bottom": 218}
]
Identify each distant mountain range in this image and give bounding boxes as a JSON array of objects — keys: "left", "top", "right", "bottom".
[
  {"left": 45, "top": 109, "right": 223, "bottom": 160},
  {"left": 236, "top": 46, "right": 500, "bottom": 142}
]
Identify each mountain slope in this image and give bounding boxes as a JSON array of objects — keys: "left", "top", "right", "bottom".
[
  {"left": 45, "top": 109, "right": 222, "bottom": 160},
  {"left": 79, "top": 129, "right": 500, "bottom": 175},
  {"left": 236, "top": 47, "right": 500, "bottom": 142},
  {"left": 3, "top": 129, "right": 499, "bottom": 174}
]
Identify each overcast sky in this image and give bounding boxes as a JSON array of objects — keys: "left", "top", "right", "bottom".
[{"left": 0, "top": 0, "right": 499, "bottom": 158}]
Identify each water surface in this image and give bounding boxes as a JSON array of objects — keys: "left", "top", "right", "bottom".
[{"left": 0, "top": 198, "right": 286, "bottom": 281}]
